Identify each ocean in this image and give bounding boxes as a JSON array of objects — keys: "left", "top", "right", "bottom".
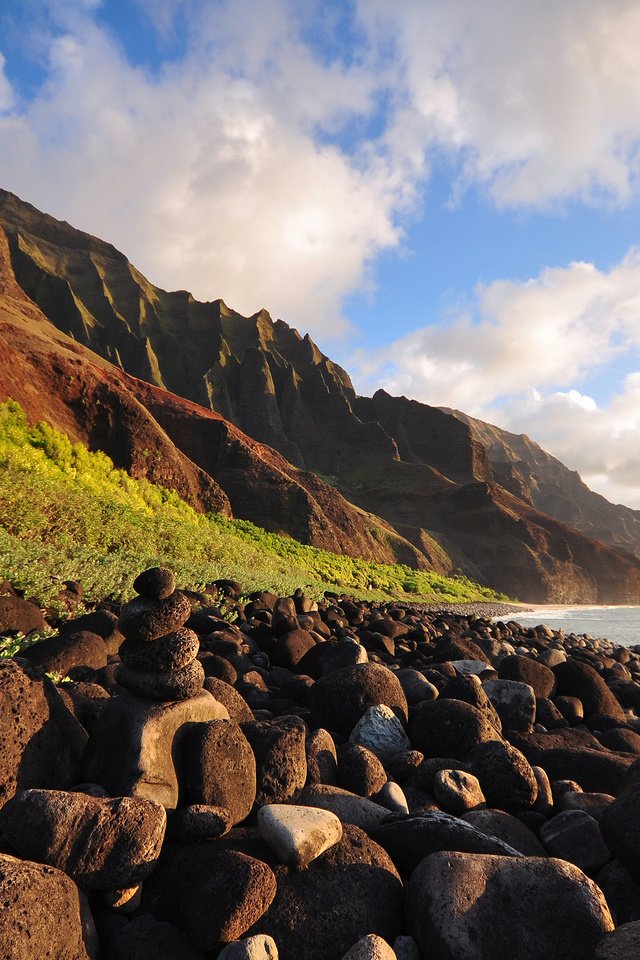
[{"left": 501, "top": 606, "right": 640, "bottom": 648}]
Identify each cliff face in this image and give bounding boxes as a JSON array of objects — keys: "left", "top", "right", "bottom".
[
  {"left": 446, "top": 410, "right": 640, "bottom": 560},
  {"left": 3, "top": 187, "right": 640, "bottom": 602}
]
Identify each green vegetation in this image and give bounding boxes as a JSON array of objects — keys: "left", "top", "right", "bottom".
[{"left": 0, "top": 400, "right": 509, "bottom": 607}]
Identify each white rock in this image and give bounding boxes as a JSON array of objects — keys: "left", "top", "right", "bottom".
[
  {"left": 450, "top": 659, "right": 488, "bottom": 676},
  {"left": 257, "top": 803, "right": 342, "bottom": 868},
  {"left": 374, "top": 781, "right": 409, "bottom": 815},
  {"left": 217, "top": 935, "right": 279, "bottom": 959},
  {"left": 349, "top": 704, "right": 410, "bottom": 762},
  {"left": 341, "top": 933, "right": 397, "bottom": 959}
]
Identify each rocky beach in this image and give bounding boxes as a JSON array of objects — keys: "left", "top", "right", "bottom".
[{"left": 1, "top": 570, "right": 640, "bottom": 959}]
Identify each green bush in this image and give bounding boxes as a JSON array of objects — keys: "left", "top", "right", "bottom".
[{"left": 0, "top": 399, "right": 510, "bottom": 607}]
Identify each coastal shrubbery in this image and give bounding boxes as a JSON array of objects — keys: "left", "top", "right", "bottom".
[{"left": 0, "top": 400, "right": 508, "bottom": 607}]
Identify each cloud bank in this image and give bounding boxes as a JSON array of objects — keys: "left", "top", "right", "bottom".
[{"left": 351, "top": 252, "right": 640, "bottom": 507}]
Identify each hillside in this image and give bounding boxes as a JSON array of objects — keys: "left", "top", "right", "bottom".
[
  {"left": 2, "top": 187, "right": 640, "bottom": 602},
  {"left": 0, "top": 399, "right": 507, "bottom": 607}
]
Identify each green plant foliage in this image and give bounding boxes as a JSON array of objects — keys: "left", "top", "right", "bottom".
[{"left": 0, "top": 399, "right": 510, "bottom": 607}]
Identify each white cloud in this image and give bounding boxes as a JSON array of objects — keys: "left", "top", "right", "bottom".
[
  {"left": 360, "top": 0, "right": 640, "bottom": 207},
  {"left": 2, "top": 0, "right": 640, "bottom": 339},
  {"left": 350, "top": 251, "right": 640, "bottom": 507}
]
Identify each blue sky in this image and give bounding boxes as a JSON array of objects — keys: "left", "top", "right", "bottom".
[{"left": 1, "top": 0, "right": 640, "bottom": 506}]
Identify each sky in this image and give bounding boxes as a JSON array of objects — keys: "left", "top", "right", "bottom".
[{"left": 1, "top": 0, "right": 640, "bottom": 507}]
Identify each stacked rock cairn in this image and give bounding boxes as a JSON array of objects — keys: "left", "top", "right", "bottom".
[{"left": 116, "top": 567, "right": 204, "bottom": 701}]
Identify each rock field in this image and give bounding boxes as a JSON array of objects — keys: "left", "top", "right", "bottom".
[{"left": 1, "top": 569, "right": 640, "bottom": 959}]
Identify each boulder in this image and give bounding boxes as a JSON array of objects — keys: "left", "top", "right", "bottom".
[
  {"left": 0, "top": 854, "right": 96, "bottom": 959},
  {"left": 82, "top": 689, "right": 229, "bottom": 808},
  {"left": 349, "top": 705, "right": 410, "bottom": 762},
  {"left": 594, "top": 921, "right": 640, "bottom": 960},
  {"left": 20, "top": 631, "right": 107, "bottom": 678},
  {"left": 118, "top": 592, "right": 191, "bottom": 642},
  {"left": 409, "top": 698, "right": 502, "bottom": 759},
  {"left": 601, "top": 781, "right": 640, "bottom": 881},
  {"left": 540, "top": 810, "right": 611, "bottom": 875},
  {"left": 0, "top": 658, "right": 87, "bottom": 807},
  {"left": 306, "top": 728, "right": 338, "bottom": 786},
  {"left": 0, "top": 789, "right": 166, "bottom": 889},
  {"left": 406, "top": 851, "right": 614, "bottom": 960},
  {"left": 499, "top": 655, "right": 556, "bottom": 698},
  {"left": 596, "top": 860, "right": 640, "bottom": 925},
  {"left": 370, "top": 812, "right": 521, "bottom": 878},
  {"left": 133, "top": 567, "right": 176, "bottom": 600},
  {"left": 179, "top": 850, "right": 277, "bottom": 949},
  {"left": 468, "top": 740, "right": 538, "bottom": 812},
  {"left": 105, "top": 912, "right": 204, "bottom": 960},
  {"left": 554, "top": 660, "right": 626, "bottom": 721},
  {"left": 296, "top": 784, "right": 388, "bottom": 833},
  {"left": 433, "top": 769, "right": 485, "bottom": 815},
  {"left": 462, "top": 809, "right": 546, "bottom": 856},
  {"left": 0, "top": 594, "right": 45, "bottom": 635},
  {"left": 309, "top": 664, "right": 407, "bottom": 736},
  {"left": 248, "top": 824, "right": 403, "bottom": 960},
  {"left": 117, "top": 658, "right": 205, "bottom": 700},
  {"left": 168, "top": 804, "right": 232, "bottom": 841},
  {"left": 483, "top": 679, "right": 536, "bottom": 733},
  {"left": 119, "top": 628, "right": 199, "bottom": 672},
  {"left": 184, "top": 719, "right": 256, "bottom": 823},
  {"left": 338, "top": 743, "right": 387, "bottom": 797},
  {"left": 241, "top": 717, "right": 307, "bottom": 807},
  {"left": 203, "top": 676, "right": 253, "bottom": 723},
  {"left": 257, "top": 803, "right": 342, "bottom": 868}
]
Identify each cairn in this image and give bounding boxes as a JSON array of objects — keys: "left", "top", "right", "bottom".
[{"left": 116, "top": 567, "right": 204, "bottom": 700}]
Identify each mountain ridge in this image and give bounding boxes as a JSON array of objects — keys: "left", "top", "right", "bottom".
[{"left": 2, "top": 186, "right": 640, "bottom": 602}]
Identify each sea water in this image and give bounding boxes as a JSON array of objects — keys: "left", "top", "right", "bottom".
[{"left": 502, "top": 607, "right": 640, "bottom": 648}]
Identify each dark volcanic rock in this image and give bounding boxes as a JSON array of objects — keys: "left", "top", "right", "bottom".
[
  {"left": 20, "top": 630, "right": 108, "bottom": 678},
  {"left": 468, "top": 739, "right": 538, "bottom": 812},
  {"left": 594, "top": 922, "right": 640, "bottom": 960},
  {"left": 601, "top": 781, "right": 640, "bottom": 882},
  {"left": 0, "top": 593, "right": 45, "bottom": 635},
  {"left": 305, "top": 727, "right": 338, "bottom": 786},
  {"left": 338, "top": 744, "right": 387, "bottom": 797},
  {"left": 554, "top": 659, "right": 626, "bottom": 721},
  {"left": 133, "top": 566, "right": 176, "bottom": 600},
  {"left": 82, "top": 689, "right": 229, "bottom": 809},
  {"left": 184, "top": 720, "right": 256, "bottom": 823},
  {"left": 540, "top": 809, "right": 611, "bottom": 875},
  {"left": 117, "top": 658, "right": 205, "bottom": 700},
  {"left": 203, "top": 676, "right": 253, "bottom": 723},
  {"left": 0, "top": 788, "right": 166, "bottom": 889},
  {"left": 0, "top": 854, "right": 95, "bottom": 959},
  {"left": 105, "top": 913, "right": 204, "bottom": 960},
  {"left": 118, "top": 592, "right": 191, "bottom": 642},
  {"left": 370, "top": 812, "right": 521, "bottom": 878},
  {"left": 409, "top": 698, "right": 502, "bottom": 759},
  {"left": 462, "top": 808, "right": 546, "bottom": 856},
  {"left": 309, "top": 663, "right": 407, "bottom": 736},
  {"left": 406, "top": 851, "right": 614, "bottom": 960},
  {"left": 499, "top": 654, "right": 557, "bottom": 698},
  {"left": 248, "top": 824, "right": 403, "bottom": 960},
  {"left": 180, "top": 850, "right": 277, "bottom": 949},
  {"left": 0, "top": 658, "right": 87, "bottom": 807},
  {"left": 596, "top": 860, "right": 640, "bottom": 925},
  {"left": 241, "top": 716, "right": 307, "bottom": 807},
  {"left": 119, "top": 628, "right": 200, "bottom": 672}
]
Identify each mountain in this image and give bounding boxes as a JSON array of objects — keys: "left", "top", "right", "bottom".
[
  {"left": 445, "top": 409, "right": 640, "bottom": 560},
  {"left": 2, "top": 186, "right": 640, "bottom": 602}
]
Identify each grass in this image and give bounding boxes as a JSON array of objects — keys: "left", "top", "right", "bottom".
[{"left": 0, "top": 399, "right": 510, "bottom": 612}]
